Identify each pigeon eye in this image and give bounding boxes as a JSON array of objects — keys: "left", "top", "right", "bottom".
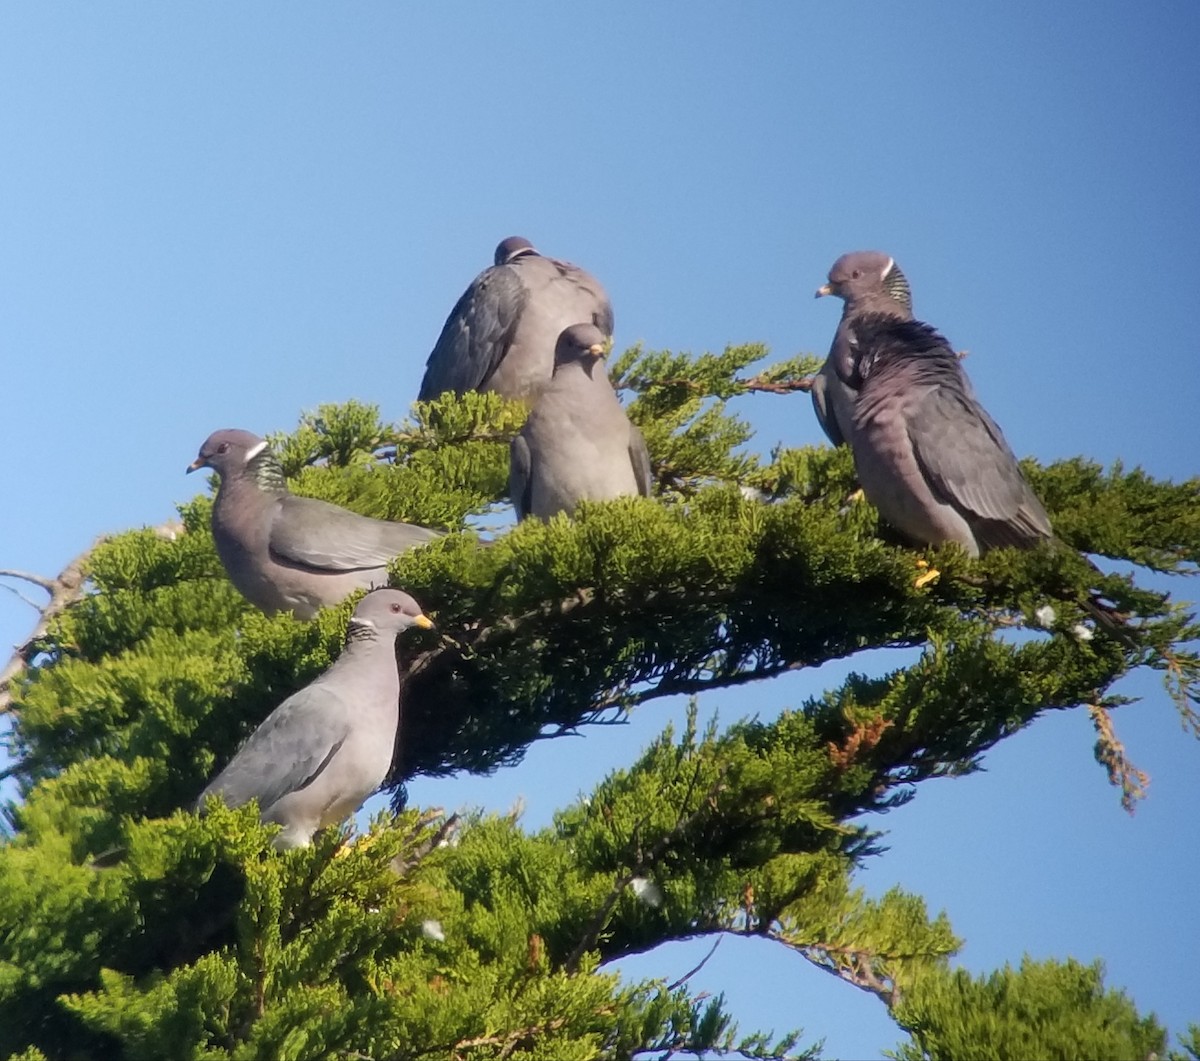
[
  {"left": 391, "top": 603, "right": 402, "bottom": 614},
  {"left": 851, "top": 269, "right": 863, "bottom": 280},
  {"left": 217, "top": 442, "right": 230, "bottom": 455}
]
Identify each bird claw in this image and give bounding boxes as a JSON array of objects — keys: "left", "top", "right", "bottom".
[
  {"left": 333, "top": 830, "right": 376, "bottom": 859},
  {"left": 913, "top": 559, "right": 940, "bottom": 589}
]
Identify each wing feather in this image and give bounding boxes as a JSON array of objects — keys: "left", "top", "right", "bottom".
[
  {"left": 200, "top": 685, "right": 352, "bottom": 815},
  {"left": 418, "top": 265, "right": 529, "bottom": 399},
  {"left": 269, "top": 495, "right": 441, "bottom": 572}
]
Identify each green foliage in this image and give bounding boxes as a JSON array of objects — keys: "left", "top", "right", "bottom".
[
  {"left": 1, "top": 346, "right": 1197, "bottom": 1058},
  {"left": 1170, "top": 1024, "right": 1200, "bottom": 1061},
  {"left": 888, "top": 957, "right": 1167, "bottom": 1061}
]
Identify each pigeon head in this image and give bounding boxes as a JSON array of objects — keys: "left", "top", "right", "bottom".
[
  {"left": 494, "top": 236, "right": 538, "bottom": 266},
  {"left": 552, "top": 323, "right": 608, "bottom": 375},
  {"left": 346, "top": 589, "right": 434, "bottom": 640},
  {"left": 188, "top": 429, "right": 277, "bottom": 482},
  {"left": 816, "top": 251, "right": 912, "bottom": 312}
]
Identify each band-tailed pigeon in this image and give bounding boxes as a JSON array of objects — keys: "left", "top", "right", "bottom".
[
  {"left": 510, "top": 323, "right": 652, "bottom": 520},
  {"left": 188, "top": 429, "right": 442, "bottom": 619},
  {"left": 418, "top": 236, "right": 614, "bottom": 404},
  {"left": 842, "top": 314, "right": 1052, "bottom": 555},
  {"left": 812, "top": 250, "right": 913, "bottom": 447},
  {"left": 198, "top": 588, "right": 432, "bottom": 848}
]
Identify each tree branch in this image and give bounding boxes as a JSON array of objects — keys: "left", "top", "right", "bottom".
[
  {"left": 390, "top": 811, "right": 460, "bottom": 876},
  {"left": 666, "top": 935, "right": 723, "bottom": 991},
  {"left": 775, "top": 935, "right": 900, "bottom": 1007},
  {"left": 566, "top": 767, "right": 728, "bottom": 973},
  {"left": 736, "top": 373, "right": 815, "bottom": 395},
  {"left": 0, "top": 522, "right": 184, "bottom": 714}
]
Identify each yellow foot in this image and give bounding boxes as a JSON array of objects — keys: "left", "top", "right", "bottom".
[
  {"left": 333, "top": 831, "right": 379, "bottom": 859},
  {"left": 914, "top": 559, "right": 940, "bottom": 589}
]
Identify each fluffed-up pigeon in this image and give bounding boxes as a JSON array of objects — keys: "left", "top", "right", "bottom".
[
  {"left": 510, "top": 323, "right": 652, "bottom": 521},
  {"left": 198, "top": 588, "right": 432, "bottom": 848},
  {"left": 418, "top": 236, "right": 614, "bottom": 404},
  {"left": 840, "top": 312, "right": 1135, "bottom": 638},
  {"left": 842, "top": 313, "right": 1052, "bottom": 555},
  {"left": 812, "top": 250, "right": 913, "bottom": 447},
  {"left": 188, "top": 429, "right": 442, "bottom": 619}
]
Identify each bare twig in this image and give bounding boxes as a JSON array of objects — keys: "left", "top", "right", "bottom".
[
  {"left": 777, "top": 935, "right": 901, "bottom": 1007},
  {"left": 666, "top": 935, "right": 723, "bottom": 991},
  {"left": 0, "top": 569, "right": 58, "bottom": 594},
  {"left": 405, "top": 1016, "right": 576, "bottom": 1060},
  {"left": 0, "top": 580, "right": 44, "bottom": 612},
  {"left": 390, "top": 812, "right": 461, "bottom": 876}
]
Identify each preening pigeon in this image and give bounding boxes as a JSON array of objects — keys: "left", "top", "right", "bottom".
[
  {"left": 198, "top": 588, "right": 432, "bottom": 849},
  {"left": 842, "top": 314, "right": 1052, "bottom": 556},
  {"left": 188, "top": 429, "right": 442, "bottom": 620},
  {"left": 510, "top": 323, "right": 652, "bottom": 521},
  {"left": 418, "top": 236, "right": 614, "bottom": 404},
  {"left": 812, "top": 250, "right": 913, "bottom": 447}
]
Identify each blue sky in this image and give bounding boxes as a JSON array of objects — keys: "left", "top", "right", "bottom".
[{"left": 2, "top": 4, "right": 1198, "bottom": 1056}]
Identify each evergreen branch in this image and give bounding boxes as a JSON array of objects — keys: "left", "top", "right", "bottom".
[
  {"left": 452, "top": 1017, "right": 570, "bottom": 1057},
  {"left": 403, "top": 1016, "right": 576, "bottom": 1060},
  {"left": 0, "top": 522, "right": 184, "bottom": 714},
  {"left": 1161, "top": 645, "right": 1200, "bottom": 735},
  {"left": 389, "top": 427, "right": 517, "bottom": 449},
  {"left": 566, "top": 767, "right": 728, "bottom": 973},
  {"left": 622, "top": 373, "right": 818, "bottom": 396}
]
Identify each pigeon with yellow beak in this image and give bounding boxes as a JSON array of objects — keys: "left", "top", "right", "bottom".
[
  {"left": 510, "top": 323, "right": 651, "bottom": 520},
  {"left": 197, "top": 589, "right": 433, "bottom": 849}
]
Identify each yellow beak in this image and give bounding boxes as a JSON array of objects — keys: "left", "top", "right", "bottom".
[
  {"left": 815, "top": 283, "right": 834, "bottom": 298},
  {"left": 412, "top": 614, "right": 435, "bottom": 630}
]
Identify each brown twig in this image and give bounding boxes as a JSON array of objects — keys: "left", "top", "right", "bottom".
[
  {"left": 390, "top": 812, "right": 461, "bottom": 876},
  {"left": 666, "top": 935, "right": 723, "bottom": 991},
  {"left": 405, "top": 1016, "right": 578, "bottom": 1060},
  {"left": 454, "top": 1016, "right": 572, "bottom": 1059},
  {"left": 777, "top": 935, "right": 900, "bottom": 1007},
  {"left": 738, "top": 374, "right": 815, "bottom": 395}
]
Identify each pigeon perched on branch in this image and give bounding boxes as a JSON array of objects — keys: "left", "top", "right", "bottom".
[
  {"left": 188, "top": 429, "right": 442, "bottom": 620},
  {"left": 419, "top": 236, "right": 613, "bottom": 404},
  {"left": 510, "top": 323, "right": 652, "bottom": 521},
  {"left": 197, "top": 588, "right": 432, "bottom": 849}
]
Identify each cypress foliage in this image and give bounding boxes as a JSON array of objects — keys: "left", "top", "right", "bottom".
[{"left": 1, "top": 344, "right": 1197, "bottom": 1058}]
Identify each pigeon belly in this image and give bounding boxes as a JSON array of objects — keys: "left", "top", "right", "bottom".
[
  {"left": 852, "top": 389, "right": 980, "bottom": 556},
  {"left": 263, "top": 721, "right": 396, "bottom": 847},
  {"left": 267, "top": 564, "right": 389, "bottom": 622},
  {"left": 530, "top": 433, "right": 640, "bottom": 519}
]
